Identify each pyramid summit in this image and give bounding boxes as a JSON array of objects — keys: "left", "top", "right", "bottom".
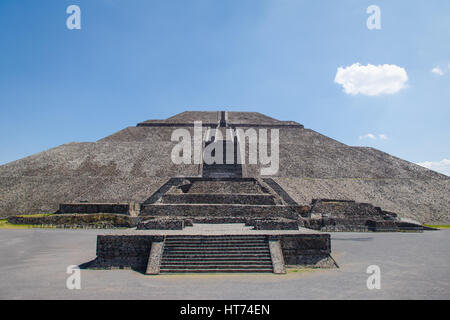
[{"left": 0, "top": 110, "right": 448, "bottom": 224}]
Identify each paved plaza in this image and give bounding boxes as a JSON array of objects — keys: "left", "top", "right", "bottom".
[{"left": 0, "top": 227, "right": 448, "bottom": 299}]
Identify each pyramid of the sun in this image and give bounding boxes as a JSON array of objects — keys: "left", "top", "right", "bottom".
[{"left": 0, "top": 111, "right": 448, "bottom": 223}]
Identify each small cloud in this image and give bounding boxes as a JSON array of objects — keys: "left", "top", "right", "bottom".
[
  {"left": 431, "top": 67, "right": 444, "bottom": 76},
  {"left": 359, "top": 133, "right": 376, "bottom": 140},
  {"left": 416, "top": 159, "right": 450, "bottom": 176},
  {"left": 334, "top": 63, "right": 408, "bottom": 96},
  {"left": 359, "top": 133, "right": 388, "bottom": 141}
]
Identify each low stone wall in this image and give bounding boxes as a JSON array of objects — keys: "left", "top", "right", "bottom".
[
  {"left": 59, "top": 203, "right": 130, "bottom": 215},
  {"left": 137, "top": 219, "right": 184, "bottom": 230},
  {"left": 175, "top": 178, "right": 267, "bottom": 194},
  {"left": 138, "top": 216, "right": 250, "bottom": 224},
  {"left": 306, "top": 217, "right": 424, "bottom": 232},
  {"left": 191, "top": 217, "right": 248, "bottom": 224},
  {"left": 305, "top": 218, "right": 370, "bottom": 232},
  {"left": 366, "top": 220, "right": 399, "bottom": 232},
  {"left": 249, "top": 219, "right": 299, "bottom": 230},
  {"left": 85, "top": 233, "right": 336, "bottom": 272},
  {"left": 87, "top": 235, "right": 157, "bottom": 272},
  {"left": 319, "top": 225, "right": 369, "bottom": 232},
  {"left": 309, "top": 199, "right": 397, "bottom": 221},
  {"left": 161, "top": 193, "right": 276, "bottom": 205},
  {"left": 395, "top": 221, "right": 424, "bottom": 232},
  {"left": 141, "top": 204, "right": 302, "bottom": 219},
  {"left": 278, "top": 234, "right": 336, "bottom": 268},
  {"left": 7, "top": 214, "right": 135, "bottom": 228}
]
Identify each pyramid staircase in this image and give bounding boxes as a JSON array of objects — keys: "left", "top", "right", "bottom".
[
  {"left": 202, "top": 127, "right": 242, "bottom": 178},
  {"left": 159, "top": 235, "right": 274, "bottom": 273},
  {"left": 139, "top": 110, "right": 304, "bottom": 222}
]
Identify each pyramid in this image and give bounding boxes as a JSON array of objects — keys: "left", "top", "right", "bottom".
[{"left": 0, "top": 111, "right": 448, "bottom": 224}]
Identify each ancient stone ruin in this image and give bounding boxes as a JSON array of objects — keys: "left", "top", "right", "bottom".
[{"left": 1, "top": 111, "right": 448, "bottom": 273}]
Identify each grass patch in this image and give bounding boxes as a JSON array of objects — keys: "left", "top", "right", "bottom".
[
  {"left": 0, "top": 219, "right": 33, "bottom": 229},
  {"left": 0, "top": 219, "right": 56, "bottom": 229},
  {"left": 16, "top": 213, "right": 54, "bottom": 218},
  {"left": 286, "top": 268, "right": 316, "bottom": 274},
  {"left": 424, "top": 224, "right": 450, "bottom": 229}
]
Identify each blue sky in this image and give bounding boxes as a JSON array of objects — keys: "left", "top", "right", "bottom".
[{"left": 0, "top": 0, "right": 449, "bottom": 173}]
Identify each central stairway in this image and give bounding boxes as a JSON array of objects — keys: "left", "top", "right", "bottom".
[
  {"left": 202, "top": 113, "right": 243, "bottom": 178},
  {"left": 159, "top": 235, "right": 274, "bottom": 273}
]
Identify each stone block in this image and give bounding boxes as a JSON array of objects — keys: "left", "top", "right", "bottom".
[{"left": 137, "top": 219, "right": 184, "bottom": 230}]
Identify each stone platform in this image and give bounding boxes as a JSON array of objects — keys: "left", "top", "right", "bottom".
[{"left": 85, "top": 224, "right": 336, "bottom": 274}]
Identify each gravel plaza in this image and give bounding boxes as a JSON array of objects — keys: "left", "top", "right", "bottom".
[{"left": 0, "top": 227, "right": 448, "bottom": 300}]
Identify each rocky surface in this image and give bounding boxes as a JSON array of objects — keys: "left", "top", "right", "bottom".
[
  {"left": 0, "top": 111, "right": 447, "bottom": 224},
  {"left": 275, "top": 178, "right": 449, "bottom": 224},
  {"left": 7, "top": 213, "right": 135, "bottom": 228}
]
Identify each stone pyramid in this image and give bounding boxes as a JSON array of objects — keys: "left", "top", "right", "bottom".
[{"left": 0, "top": 111, "right": 448, "bottom": 224}]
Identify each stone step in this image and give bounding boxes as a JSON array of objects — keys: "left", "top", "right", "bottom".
[
  {"left": 161, "top": 264, "right": 272, "bottom": 269},
  {"left": 164, "top": 238, "right": 267, "bottom": 243},
  {"left": 165, "top": 235, "right": 267, "bottom": 239},
  {"left": 181, "top": 179, "right": 265, "bottom": 194},
  {"left": 164, "top": 242, "right": 267, "bottom": 246},
  {"left": 203, "top": 165, "right": 241, "bottom": 171},
  {"left": 161, "top": 261, "right": 272, "bottom": 266},
  {"left": 164, "top": 251, "right": 270, "bottom": 255},
  {"left": 165, "top": 237, "right": 267, "bottom": 241},
  {"left": 202, "top": 169, "right": 242, "bottom": 175},
  {"left": 203, "top": 164, "right": 241, "bottom": 169},
  {"left": 162, "top": 257, "right": 272, "bottom": 262},
  {"left": 164, "top": 249, "right": 270, "bottom": 254},
  {"left": 164, "top": 243, "right": 269, "bottom": 248},
  {"left": 203, "top": 163, "right": 241, "bottom": 168},
  {"left": 202, "top": 164, "right": 242, "bottom": 178},
  {"left": 203, "top": 173, "right": 242, "bottom": 178},
  {"left": 161, "top": 193, "right": 276, "bottom": 205},
  {"left": 162, "top": 253, "right": 272, "bottom": 258},
  {"left": 164, "top": 244, "right": 269, "bottom": 249},
  {"left": 165, "top": 240, "right": 267, "bottom": 244},
  {"left": 140, "top": 204, "right": 300, "bottom": 218},
  {"left": 160, "top": 268, "right": 273, "bottom": 273},
  {"left": 158, "top": 234, "right": 274, "bottom": 274}
]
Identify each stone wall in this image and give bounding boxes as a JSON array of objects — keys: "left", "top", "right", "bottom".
[
  {"left": 7, "top": 213, "right": 135, "bottom": 228},
  {"left": 249, "top": 218, "right": 299, "bottom": 230},
  {"left": 140, "top": 204, "right": 302, "bottom": 219},
  {"left": 59, "top": 203, "right": 130, "bottom": 214},
  {"left": 275, "top": 178, "right": 449, "bottom": 224},
  {"left": 309, "top": 199, "right": 392, "bottom": 219},
  {"left": 172, "top": 178, "right": 267, "bottom": 194},
  {"left": 366, "top": 219, "right": 399, "bottom": 232},
  {"left": 161, "top": 193, "right": 276, "bottom": 205},
  {"left": 137, "top": 219, "right": 184, "bottom": 230},
  {"left": 87, "top": 235, "right": 157, "bottom": 272},
  {"left": 278, "top": 234, "right": 336, "bottom": 268},
  {"left": 306, "top": 218, "right": 371, "bottom": 232},
  {"left": 85, "top": 233, "right": 336, "bottom": 272}
]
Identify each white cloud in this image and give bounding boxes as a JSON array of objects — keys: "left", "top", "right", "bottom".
[
  {"left": 431, "top": 67, "right": 444, "bottom": 76},
  {"left": 416, "top": 159, "right": 450, "bottom": 176},
  {"left": 359, "top": 133, "right": 388, "bottom": 140},
  {"left": 359, "top": 133, "right": 376, "bottom": 140},
  {"left": 334, "top": 63, "right": 408, "bottom": 96}
]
